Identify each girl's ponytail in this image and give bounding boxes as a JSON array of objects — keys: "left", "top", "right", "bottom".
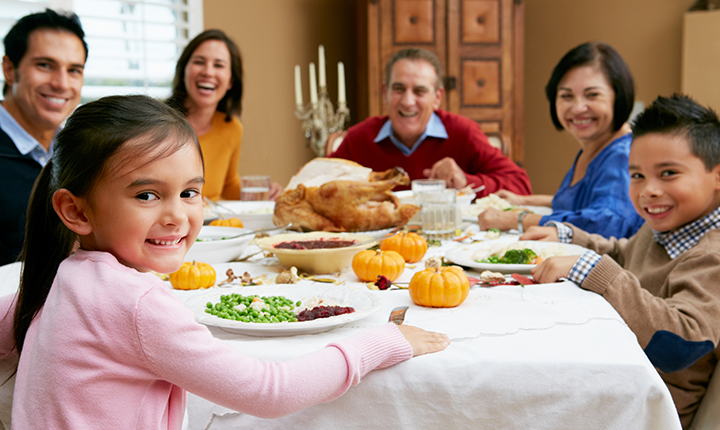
[{"left": 15, "top": 159, "right": 75, "bottom": 353}]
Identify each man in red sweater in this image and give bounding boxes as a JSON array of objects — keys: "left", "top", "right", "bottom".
[{"left": 330, "top": 48, "right": 531, "bottom": 197}]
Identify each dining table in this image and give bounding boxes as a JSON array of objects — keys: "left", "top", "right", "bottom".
[{"left": 0, "top": 225, "right": 682, "bottom": 430}]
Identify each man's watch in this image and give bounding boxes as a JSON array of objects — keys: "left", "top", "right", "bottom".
[{"left": 516, "top": 210, "right": 531, "bottom": 233}]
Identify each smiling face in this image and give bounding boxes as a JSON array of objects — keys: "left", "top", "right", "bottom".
[
  {"left": 384, "top": 59, "right": 444, "bottom": 148},
  {"left": 629, "top": 133, "right": 720, "bottom": 232},
  {"left": 555, "top": 64, "right": 616, "bottom": 147},
  {"left": 183, "top": 39, "right": 233, "bottom": 112},
  {"left": 1, "top": 28, "right": 85, "bottom": 146},
  {"left": 77, "top": 138, "right": 205, "bottom": 273}
]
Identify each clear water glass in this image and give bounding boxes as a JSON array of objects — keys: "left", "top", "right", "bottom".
[{"left": 420, "top": 189, "right": 457, "bottom": 240}]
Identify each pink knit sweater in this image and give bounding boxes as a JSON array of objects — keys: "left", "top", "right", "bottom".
[{"left": 0, "top": 250, "right": 412, "bottom": 429}]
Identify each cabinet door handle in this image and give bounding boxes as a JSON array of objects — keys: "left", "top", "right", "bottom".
[
  {"left": 410, "top": 15, "right": 419, "bottom": 24},
  {"left": 477, "top": 79, "right": 486, "bottom": 87},
  {"left": 477, "top": 15, "right": 485, "bottom": 24},
  {"left": 446, "top": 76, "right": 457, "bottom": 90}
]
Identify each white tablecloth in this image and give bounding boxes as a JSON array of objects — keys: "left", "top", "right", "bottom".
[{"left": 0, "top": 231, "right": 683, "bottom": 430}]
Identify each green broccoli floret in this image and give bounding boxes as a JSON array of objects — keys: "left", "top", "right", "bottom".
[
  {"left": 522, "top": 248, "right": 537, "bottom": 260},
  {"left": 500, "top": 249, "right": 529, "bottom": 264}
]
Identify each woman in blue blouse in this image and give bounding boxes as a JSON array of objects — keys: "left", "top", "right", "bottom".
[{"left": 478, "top": 42, "right": 644, "bottom": 238}]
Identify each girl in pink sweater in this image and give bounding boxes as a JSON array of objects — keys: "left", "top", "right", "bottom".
[{"left": 0, "top": 95, "right": 449, "bottom": 429}]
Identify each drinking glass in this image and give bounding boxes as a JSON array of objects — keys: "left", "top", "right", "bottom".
[
  {"left": 420, "top": 189, "right": 457, "bottom": 240},
  {"left": 241, "top": 175, "right": 271, "bottom": 201},
  {"left": 411, "top": 179, "right": 446, "bottom": 195}
]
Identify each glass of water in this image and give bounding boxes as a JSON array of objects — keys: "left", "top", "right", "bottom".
[
  {"left": 241, "top": 175, "right": 271, "bottom": 201},
  {"left": 411, "top": 179, "right": 446, "bottom": 194},
  {"left": 419, "top": 189, "right": 457, "bottom": 240}
]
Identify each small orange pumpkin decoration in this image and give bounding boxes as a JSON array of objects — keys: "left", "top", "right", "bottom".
[
  {"left": 380, "top": 232, "right": 428, "bottom": 263},
  {"left": 209, "top": 217, "right": 244, "bottom": 228},
  {"left": 169, "top": 261, "right": 216, "bottom": 290},
  {"left": 409, "top": 265, "right": 470, "bottom": 308},
  {"left": 352, "top": 249, "right": 405, "bottom": 282}
]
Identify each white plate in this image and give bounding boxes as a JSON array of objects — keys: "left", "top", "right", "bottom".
[
  {"left": 444, "top": 239, "right": 588, "bottom": 274},
  {"left": 462, "top": 205, "right": 553, "bottom": 222},
  {"left": 204, "top": 201, "right": 275, "bottom": 230},
  {"left": 185, "top": 226, "right": 254, "bottom": 263},
  {"left": 185, "top": 283, "right": 383, "bottom": 336},
  {"left": 357, "top": 227, "right": 397, "bottom": 239}
]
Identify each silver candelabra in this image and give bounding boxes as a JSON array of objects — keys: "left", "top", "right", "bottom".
[
  {"left": 295, "top": 89, "right": 349, "bottom": 157},
  {"left": 294, "top": 46, "right": 349, "bottom": 157}
]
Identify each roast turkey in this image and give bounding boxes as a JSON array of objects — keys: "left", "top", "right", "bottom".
[{"left": 273, "top": 158, "right": 420, "bottom": 232}]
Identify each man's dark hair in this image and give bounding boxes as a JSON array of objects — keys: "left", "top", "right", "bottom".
[
  {"left": 546, "top": 41, "right": 634, "bottom": 132},
  {"left": 3, "top": 8, "right": 88, "bottom": 95},
  {"left": 632, "top": 94, "right": 720, "bottom": 171}
]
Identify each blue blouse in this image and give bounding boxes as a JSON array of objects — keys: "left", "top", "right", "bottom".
[{"left": 539, "top": 133, "right": 644, "bottom": 238}]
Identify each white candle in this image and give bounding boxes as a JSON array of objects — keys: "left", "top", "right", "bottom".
[
  {"left": 309, "top": 62, "right": 318, "bottom": 106},
  {"left": 318, "top": 45, "right": 326, "bottom": 89},
  {"left": 294, "top": 65, "right": 303, "bottom": 108},
  {"left": 337, "top": 61, "right": 346, "bottom": 104}
]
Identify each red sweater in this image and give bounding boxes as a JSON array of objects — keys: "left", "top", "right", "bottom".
[{"left": 330, "top": 110, "right": 531, "bottom": 196}]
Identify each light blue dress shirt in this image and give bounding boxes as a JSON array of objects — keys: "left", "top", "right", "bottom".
[
  {"left": 0, "top": 103, "right": 52, "bottom": 166},
  {"left": 373, "top": 112, "right": 449, "bottom": 156}
]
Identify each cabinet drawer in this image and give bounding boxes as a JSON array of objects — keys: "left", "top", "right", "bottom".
[
  {"left": 394, "top": 0, "right": 435, "bottom": 43},
  {"left": 462, "top": 0, "right": 499, "bottom": 43},
  {"left": 461, "top": 58, "right": 500, "bottom": 106}
]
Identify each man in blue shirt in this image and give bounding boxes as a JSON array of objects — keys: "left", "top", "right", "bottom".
[{"left": 0, "top": 9, "right": 87, "bottom": 265}]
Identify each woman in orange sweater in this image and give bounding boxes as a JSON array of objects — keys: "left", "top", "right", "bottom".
[{"left": 167, "top": 29, "right": 281, "bottom": 201}]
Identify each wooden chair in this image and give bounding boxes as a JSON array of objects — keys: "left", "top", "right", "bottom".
[
  {"left": 324, "top": 130, "right": 348, "bottom": 157},
  {"left": 689, "top": 361, "right": 720, "bottom": 430},
  {"left": 487, "top": 132, "right": 511, "bottom": 158}
]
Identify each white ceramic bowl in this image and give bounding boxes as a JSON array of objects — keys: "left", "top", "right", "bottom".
[
  {"left": 205, "top": 201, "right": 275, "bottom": 230},
  {"left": 255, "top": 231, "right": 376, "bottom": 274},
  {"left": 184, "top": 226, "right": 254, "bottom": 263}
]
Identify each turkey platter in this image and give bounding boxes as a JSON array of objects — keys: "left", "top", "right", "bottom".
[{"left": 273, "top": 158, "right": 420, "bottom": 232}]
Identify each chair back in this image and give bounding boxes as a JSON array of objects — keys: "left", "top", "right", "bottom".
[
  {"left": 487, "top": 132, "right": 511, "bottom": 158},
  {"left": 689, "top": 358, "right": 720, "bottom": 430}
]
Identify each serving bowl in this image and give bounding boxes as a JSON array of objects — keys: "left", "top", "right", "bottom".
[
  {"left": 204, "top": 201, "right": 275, "bottom": 230},
  {"left": 184, "top": 226, "right": 254, "bottom": 263},
  {"left": 255, "top": 231, "right": 376, "bottom": 274}
]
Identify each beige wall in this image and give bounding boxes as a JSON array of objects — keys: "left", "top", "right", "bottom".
[
  {"left": 205, "top": 0, "right": 697, "bottom": 193},
  {"left": 524, "top": 0, "right": 696, "bottom": 193},
  {"left": 203, "top": 0, "right": 357, "bottom": 187}
]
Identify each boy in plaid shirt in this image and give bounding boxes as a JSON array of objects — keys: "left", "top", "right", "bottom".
[{"left": 525, "top": 94, "right": 720, "bottom": 428}]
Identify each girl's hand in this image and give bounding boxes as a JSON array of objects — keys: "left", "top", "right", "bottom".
[
  {"left": 494, "top": 189, "right": 525, "bottom": 205},
  {"left": 477, "top": 208, "right": 516, "bottom": 231},
  {"left": 396, "top": 324, "right": 450, "bottom": 357},
  {"left": 531, "top": 256, "right": 580, "bottom": 284},
  {"left": 520, "top": 226, "right": 559, "bottom": 242}
]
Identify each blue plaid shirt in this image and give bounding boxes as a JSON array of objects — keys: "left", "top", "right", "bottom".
[{"left": 557, "top": 206, "right": 720, "bottom": 285}]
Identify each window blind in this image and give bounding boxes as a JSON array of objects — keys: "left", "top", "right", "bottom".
[{"left": 0, "top": 0, "right": 203, "bottom": 102}]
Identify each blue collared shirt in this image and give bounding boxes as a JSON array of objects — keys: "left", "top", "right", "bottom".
[
  {"left": 0, "top": 103, "right": 53, "bottom": 166},
  {"left": 374, "top": 112, "right": 448, "bottom": 156}
]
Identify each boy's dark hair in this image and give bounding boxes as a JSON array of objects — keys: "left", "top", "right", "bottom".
[
  {"left": 3, "top": 8, "right": 88, "bottom": 95},
  {"left": 546, "top": 41, "right": 634, "bottom": 132},
  {"left": 15, "top": 95, "right": 200, "bottom": 355},
  {"left": 166, "top": 29, "right": 244, "bottom": 121},
  {"left": 632, "top": 94, "right": 720, "bottom": 171}
]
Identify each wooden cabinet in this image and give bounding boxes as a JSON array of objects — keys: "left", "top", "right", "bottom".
[{"left": 357, "top": 0, "right": 525, "bottom": 162}]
